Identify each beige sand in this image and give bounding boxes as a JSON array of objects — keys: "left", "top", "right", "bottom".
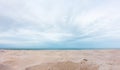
[
  {"left": 0, "top": 50, "right": 120, "bottom": 70},
  {"left": 25, "top": 61, "right": 99, "bottom": 70}
]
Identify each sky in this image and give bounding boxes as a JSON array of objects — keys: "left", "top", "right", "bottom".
[{"left": 0, "top": 0, "right": 120, "bottom": 49}]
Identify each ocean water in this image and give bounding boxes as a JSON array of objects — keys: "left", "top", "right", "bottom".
[{"left": 0, "top": 47, "right": 119, "bottom": 50}]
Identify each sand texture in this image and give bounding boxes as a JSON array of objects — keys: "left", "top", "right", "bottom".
[{"left": 0, "top": 50, "right": 120, "bottom": 70}]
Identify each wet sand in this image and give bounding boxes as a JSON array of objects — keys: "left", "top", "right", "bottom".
[{"left": 0, "top": 50, "right": 120, "bottom": 70}]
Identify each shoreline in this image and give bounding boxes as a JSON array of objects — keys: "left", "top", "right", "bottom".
[{"left": 0, "top": 48, "right": 120, "bottom": 50}]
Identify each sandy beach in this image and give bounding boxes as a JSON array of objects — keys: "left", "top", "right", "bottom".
[{"left": 0, "top": 50, "right": 120, "bottom": 70}]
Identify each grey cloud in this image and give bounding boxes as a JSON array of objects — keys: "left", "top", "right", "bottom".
[{"left": 0, "top": 0, "right": 120, "bottom": 45}]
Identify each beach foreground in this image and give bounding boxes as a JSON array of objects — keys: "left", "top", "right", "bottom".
[{"left": 0, "top": 50, "right": 120, "bottom": 70}]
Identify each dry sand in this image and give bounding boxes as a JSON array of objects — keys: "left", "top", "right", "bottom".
[{"left": 0, "top": 50, "right": 120, "bottom": 70}]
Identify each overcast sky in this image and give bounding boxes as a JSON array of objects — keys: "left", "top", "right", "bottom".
[{"left": 0, "top": 0, "right": 120, "bottom": 48}]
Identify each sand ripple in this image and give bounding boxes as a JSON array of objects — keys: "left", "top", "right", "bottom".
[{"left": 26, "top": 60, "right": 99, "bottom": 70}]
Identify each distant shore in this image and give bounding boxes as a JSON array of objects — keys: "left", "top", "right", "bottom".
[{"left": 0, "top": 48, "right": 119, "bottom": 50}]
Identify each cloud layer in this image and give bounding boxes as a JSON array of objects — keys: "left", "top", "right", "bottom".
[{"left": 0, "top": 0, "right": 120, "bottom": 48}]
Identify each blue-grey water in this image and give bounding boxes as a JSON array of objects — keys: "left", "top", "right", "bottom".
[{"left": 0, "top": 47, "right": 119, "bottom": 50}]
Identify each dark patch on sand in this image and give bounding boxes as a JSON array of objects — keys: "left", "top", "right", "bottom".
[{"left": 0, "top": 64, "right": 13, "bottom": 70}]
